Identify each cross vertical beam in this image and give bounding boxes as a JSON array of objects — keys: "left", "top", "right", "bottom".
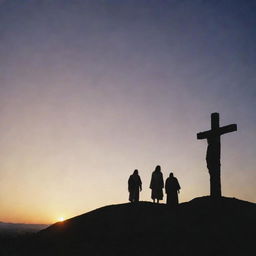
[{"left": 211, "top": 112, "right": 219, "bottom": 130}]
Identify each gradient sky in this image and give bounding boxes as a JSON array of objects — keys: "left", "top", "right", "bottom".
[{"left": 0, "top": 0, "right": 256, "bottom": 224}]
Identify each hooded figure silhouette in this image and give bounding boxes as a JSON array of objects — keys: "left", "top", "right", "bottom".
[
  {"left": 128, "top": 169, "right": 142, "bottom": 202},
  {"left": 165, "top": 172, "right": 181, "bottom": 206}
]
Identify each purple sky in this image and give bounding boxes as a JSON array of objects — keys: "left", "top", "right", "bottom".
[{"left": 0, "top": 0, "right": 256, "bottom": 223}]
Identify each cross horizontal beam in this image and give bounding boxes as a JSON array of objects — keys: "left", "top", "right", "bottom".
[
  {"left": 197, "top": 124, "right": 237, "bottom": 140},
  {"left": 219, "top": 124, "right": 237, "bottom": 135}
]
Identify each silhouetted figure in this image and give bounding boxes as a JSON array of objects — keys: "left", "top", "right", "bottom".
[
  {"left": 150, "top": 165, "right": 164, "bottom": 203},
  {"left": 165, "top": 172, "right": 180, "bottom": 206},
  {"left": 128, "top": 169, "right": 142, "bottom": 202},
  {"left": 197, "top": 113, "right": 237, "bottom": 198}
]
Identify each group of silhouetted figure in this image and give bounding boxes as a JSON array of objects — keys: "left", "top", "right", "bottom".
[{"left": 128, "top": 165, "right": 181, "bottom": 207}]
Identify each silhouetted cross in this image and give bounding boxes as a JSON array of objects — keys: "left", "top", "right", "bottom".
[{"left": 197, "top": 113, "right": 237, "bottom": 198}]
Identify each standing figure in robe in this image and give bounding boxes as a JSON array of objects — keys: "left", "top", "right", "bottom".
[
  {"left": 150, "top": 165, "right": 164, "bottom": 203},
  {"left": 128, "top": 169, "right": 142, "bottom": 203},
  {"left": 165, "top": 172, "right": 181, "bottom": 206}
]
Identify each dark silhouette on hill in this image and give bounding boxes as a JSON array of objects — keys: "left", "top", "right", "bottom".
[
  {"left": 128, "top": 169, "right": 142, "bottom": 202},
  {"left": 150, "top": 165, "right": 164, "bottom": 203},
  {"left": 197, "top": 113, "right": 237, "bottom": 198},
  {"left": 165, "top": 172, "right": 181, "bottom": 206},
  {"left": 10, "top": 197, "right": 255, "bottom": 256}
]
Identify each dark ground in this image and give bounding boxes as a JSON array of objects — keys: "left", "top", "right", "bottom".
[{"left": 1, "top": 196, "right": 255, "bottom": 256}]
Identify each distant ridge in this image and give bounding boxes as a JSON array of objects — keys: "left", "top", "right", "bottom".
[
  {"left": 0, "top": 222, "right": 48, "bottom": 235},
  {"left": 17, "top": 197, "right": 256, "bottom": 256}
]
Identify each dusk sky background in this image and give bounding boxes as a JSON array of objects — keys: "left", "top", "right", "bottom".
[{"left": 0, "top": 0, "right": 256, "bottom": 224}]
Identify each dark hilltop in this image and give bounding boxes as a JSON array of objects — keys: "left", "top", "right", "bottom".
[{"left": 7, "top": 196, "right": 255, "bottom": 256}]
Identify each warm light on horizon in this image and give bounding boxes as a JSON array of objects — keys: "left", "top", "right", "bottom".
[{"left": 57, "top": 217, "right": 65, "bottom": 222}]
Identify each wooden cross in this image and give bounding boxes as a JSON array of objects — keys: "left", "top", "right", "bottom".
[{"left": 197, "top": 113, "right": 237, "bottom": 198}]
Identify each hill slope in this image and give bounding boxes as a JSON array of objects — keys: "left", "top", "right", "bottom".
[{"left": 22, "top": 197, "right": 256, "bottom": 256}]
